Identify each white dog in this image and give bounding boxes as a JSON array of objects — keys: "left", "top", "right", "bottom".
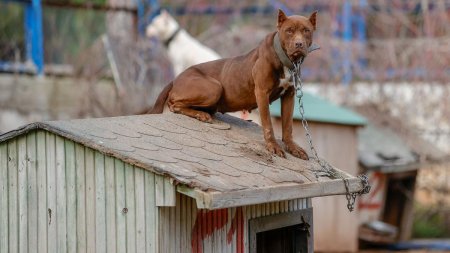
[{"left": 146, "top": 10, "right": 221, "bottom": 75}]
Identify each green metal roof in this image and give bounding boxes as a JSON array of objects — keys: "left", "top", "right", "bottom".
[{"left": 270, "top": 92, "right": 367, "bottom": 126}]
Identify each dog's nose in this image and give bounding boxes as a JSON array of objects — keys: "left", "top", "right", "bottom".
[{"left": 295, "top": 42, "right": 304, "bottom": 48}]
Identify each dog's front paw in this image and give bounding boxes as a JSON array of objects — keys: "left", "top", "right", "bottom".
[
  {"left": 266, "top": 141, "right": 286, "bottom": 158},
  {"left": 284, "top": 141, "right": 309, "bottom": 160}
]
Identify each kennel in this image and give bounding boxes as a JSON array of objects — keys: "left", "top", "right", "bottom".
[{"left": 0, "top": 113, "right": 365, "bottom": 253}]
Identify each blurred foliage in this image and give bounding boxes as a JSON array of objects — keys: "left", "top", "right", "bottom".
[
  {"left": 43, "top": 7, "right": 106, "bottom": 64},
  {"left": 0, "top": 3, "right": 25, "bottom": 61},
  {"left": 0, "top": 3, "right": 24, "bottom": 43},
  {"left": 412, "top": 204, "right": 450, "bottom": 238},
  {"left": 0, "top": 1, "right": 106, "bottom": 64}
]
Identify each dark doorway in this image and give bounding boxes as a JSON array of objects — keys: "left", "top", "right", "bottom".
[
  {"left": 256, "top": 224, "right": 308, "bottom": 253},
  {"left": 382, "top": 173, "right": 416, "bottom": 240},
  {"left": 249, "top": 208, "right": 313, "bottom": 253}
]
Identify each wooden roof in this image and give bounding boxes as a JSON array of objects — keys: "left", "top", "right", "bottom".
[
  {"left": 354, "top": 105, "right": 448, "bottom": 164},
  {"left": 358, "top": 124, "right": 419, "bottom": 172},
  {"left": 0, "top": 113, "right": 365, "bottom": 209}
]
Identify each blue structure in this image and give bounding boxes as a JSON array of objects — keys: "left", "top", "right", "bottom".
[
  {"left": 1, "top": 0, "right": 44, "bottom": 75},
  {"left": 137, "top": 0, "right": 160, "bottom": 35},
  {"left": 342, "top": 0, "right": 353, "bottom": 85},
  {"left": 25, "top": 0, "right": 44, "bottom": 74}
]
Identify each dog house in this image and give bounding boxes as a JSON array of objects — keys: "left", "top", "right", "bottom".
[
  {"left": 355, "top": 105, "right": 448, "bottom": 245},
  {"left": 0, "top": 113, "right": 366, "bottom": 253}
]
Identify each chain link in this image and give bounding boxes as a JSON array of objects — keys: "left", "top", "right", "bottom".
[{"left": 290, "top": 61, "right": 371, "bottom": 212}]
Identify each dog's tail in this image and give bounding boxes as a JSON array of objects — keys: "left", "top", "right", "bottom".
[{"left": 148, "top": 81, "right": 173, "bottom": 114}]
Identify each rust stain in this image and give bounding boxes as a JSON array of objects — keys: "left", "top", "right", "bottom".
[{"left": 191, "top": 208, "right": 244, "bottom": 253}]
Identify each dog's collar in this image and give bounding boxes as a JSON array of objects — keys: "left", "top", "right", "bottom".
[
  {"left": 273, "top": 32, "right": 320, "bottom": 70},
  {"left": 164, "top": 27, "right": 181, "bottom": 47}
]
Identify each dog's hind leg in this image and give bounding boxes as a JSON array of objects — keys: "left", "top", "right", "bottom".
[
  {"left": 167, "top": 74, "right": 223, "bottom": 123},
  {"left": 170, "top": 107, "right": 214, "bottom": 122}
]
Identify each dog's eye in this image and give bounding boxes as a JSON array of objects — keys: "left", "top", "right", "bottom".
[
  {"left": 304, "top": 28, "right": 310, "bottom": 33},
  {"left": 286, "top": 29, "right": 293, "bottom": 34}
]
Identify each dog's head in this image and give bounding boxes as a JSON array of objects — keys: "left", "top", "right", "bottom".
[
  {"left": 277, "top": 9, "right": 317, "bottom": 62},
  {"left": 146, "top": 9, "right": 179, "bottom": 40}
]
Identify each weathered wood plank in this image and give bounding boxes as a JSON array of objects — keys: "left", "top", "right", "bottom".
[
  {"left": 175, "top": 193, "right": 181, "bottom": 253},
  {"left": 105, "top": 156, "right": 116, "bottom": 253},
  {"left": 230, "top": 208, "right": 236, "bottom": 253},
  {"left": 85, "top": 148, "right": 96, "bottom": 253},
  {"left": 243, "top": 206, "right": 248, "bottom": 252},
  {"left": 26, "top": 133, "right": 38, "bottom": 253},
  {"left": 170, "top": 205, "right": 176, "bottom": 253},
  {"left": 155, "top": 174, "right": 164, "bottom": 206},
  {"left": 65, "top": 140, "right": 77, "bottom": 253},
  {"left": 216, "top": 206, "right": 222, "bottom": 253},
  {"left": 56, "top": 135, "right": 67, "bottom": 253},
  {"left": 201, "top": 178, "right": 363, "bottom": 209},
  {"left": 0, "top": 142, "right": 9, "bottom": 253},
  {"left": 192, "top": 199, "right": 199, "bottom": 253},
  {"left": 279, "top": 200, "right": 285, "bottom": 213},
  {"left": 125, "top": 163, "right": 136, "bottom": 253},
  {"left": 256, "top": 203, "right": 261, "bottom": 218},
  {"left": 164, "top": 177, "right": 176, "bottom": 206},
  {"left": 18, "top": 136, "right": 28, "bottom": 253},
  {"left": 135, "top": 167, "right": 146, "bottom": 253},
  {"left": 36, "top": 131, "right": 47, "bottom": 253},
  {"left": 75, "top": 144, "right": 87, "bottom": 253},
  {"left": 144, "top": 171, "right": 156, "bottom": 253},
  {"left": 95, "top": 151, "right": 106, "bottom": 253},
  {"left": 251, "top": 205, "right": 256, "bottom": 219},
  {"left": 114, "top": 159, "right": 126, "bottom": 253},
  {"left": 46, "top": 133, "right": 57, "bottom": 253},
  {"left": 159, "top": 208, "right": 166, "bottom": 253},
  {"left": 181, "top": 194, "right": 187, "bottom": 253}
]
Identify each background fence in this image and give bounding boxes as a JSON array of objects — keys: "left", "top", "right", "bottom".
[{"left": 1, "top": 0, "right": 449, "bottom": 83}]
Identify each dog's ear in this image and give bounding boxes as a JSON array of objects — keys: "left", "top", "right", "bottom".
[
  {"left": 161, "top": 9, "right": 169, "bottom": 18},
  {"left": 277, "top": 9, "right": 288, "bottom": 28},
  {"left": 309, "top": 11, "right": 318, "bottom": 30}
]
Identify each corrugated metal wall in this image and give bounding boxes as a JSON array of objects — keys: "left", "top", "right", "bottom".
[
  {"left": 159, "top": 193, "right": 311, "bottom": 253},
  {"left": 0, "top": 130, "right": 172, "bottom": 253}
]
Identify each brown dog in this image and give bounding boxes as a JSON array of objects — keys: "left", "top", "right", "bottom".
[{"left": 150, "top": 9, "right": 317, "bottom": 160}]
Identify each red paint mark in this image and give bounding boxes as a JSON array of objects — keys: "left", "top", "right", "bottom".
[
  {"left": 191, "top": 209, "right": 228, "bottom": 253},
  {"left": 237, "top": 208, "right": 244, "bottom": 253},
  {"left": 359, "top": 203, "right": 382, "bottom": 209},
  {"left": 226, "top": 208, "right": 244, "bottom": 253},
  {"left": 191, "top": 208, "right": 244, "bottom": 253},
  {"left": 359, "top": 172, "right": 384, "bottom": 210}
]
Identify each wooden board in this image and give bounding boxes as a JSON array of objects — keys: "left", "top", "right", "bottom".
[
  {"left": 27, "top": 133, "right": 38, "bottom": 253},
  {"left": 65, "top": 140, "right": 77, "bottom": 253},
  {"left": 0, "top": 142, "right": 9, "bottom": 252}
]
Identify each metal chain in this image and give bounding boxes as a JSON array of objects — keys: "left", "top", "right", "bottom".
[{"left": 290, "top": 61, "right": 370, "bottom": 212}]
